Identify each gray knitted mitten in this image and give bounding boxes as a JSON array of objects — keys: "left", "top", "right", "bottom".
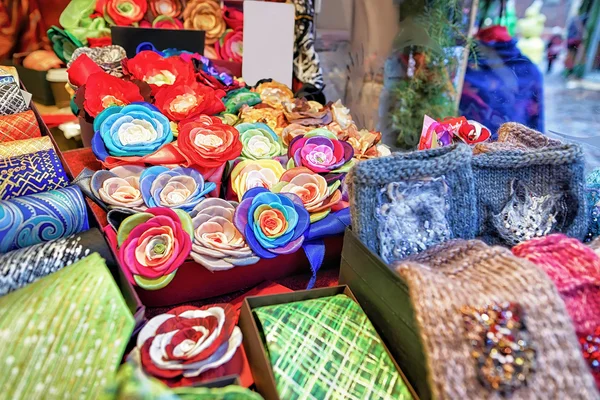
[
  {"left": 472, "top": 122, "right": 587, "bottom": 245},
  {"left": 348, "top": 144, "right": 477, "bottom": 264}
]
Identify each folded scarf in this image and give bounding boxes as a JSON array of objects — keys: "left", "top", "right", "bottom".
[
  {"left": 393, "top": 239, "right": 597, "bottom": 398},
  {"left": 0, "top": 149, "right": 68, "bottom": 200}
]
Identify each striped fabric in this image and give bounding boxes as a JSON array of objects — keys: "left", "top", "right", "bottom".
[{"left": 254, "top": 294, "right": 414, "bottom": 400}]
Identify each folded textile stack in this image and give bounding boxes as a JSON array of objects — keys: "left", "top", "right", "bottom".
[{"left": 0, "top": 76, "right": 90, "bottom": 256}]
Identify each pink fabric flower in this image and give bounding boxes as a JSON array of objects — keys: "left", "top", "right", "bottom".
[
  {"left": 287, "top": 128, "right": 354, "bottom": 174},
  {"left": 117, "top": 207, "right": 193, "bottom": 290}
]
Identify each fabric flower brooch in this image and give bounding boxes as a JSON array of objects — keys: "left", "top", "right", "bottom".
[
  {"left": 191, "top": 198, "right": 259, "bottom": 271},
  {"left": 90, "top": 166, "right": 216, "bottom": 212},
  {"left": 272, "top": 167, "right": 342, "bottom": 223},
  {"left": 177, "top": 118, "right": 242, "bottom": 168},
  {"left": 123, "top": 51, "right": 195, "bottom": 94},
  {"left": 91, "top": 103, "right": 173, "bottom": 162},
  {"left": 105, "top": 0, "right": 147, "bottom": 26},
  {"left": 183, "top": 0, "right": 226, "bottom": 45},
  {"left": 287, "top": 129, "right": 354, "bottom": 177},
  {"left": 154, "top": 82, "right": 225, "bottom": 121},
  {"left": 229, "top": 159, "right": 286, "bottom": 202},
  {"left": 236, "top": 123, "right": 283, "bottom": 160},
  {"left": 233, "top": 188, "right": 310, "bottom": 259},
  {"left": 136, "top": 304, "right": 242, "bottom": 383},
  {"left": 82, "top": 71, "right": 144, "bottom": 117},
  {"left": 140, "top": 166, "right": 216, "bottom": 212},
  {"left": 117, "top": 208, "right": 193, "bottom": 290}
]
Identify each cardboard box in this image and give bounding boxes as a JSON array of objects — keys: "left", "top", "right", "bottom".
[
  {"left": 338, "top": 228, "right": 431, "bottom": 400},
  {"left": 238, "top": 285, "right": 418, "bottom": 400}
]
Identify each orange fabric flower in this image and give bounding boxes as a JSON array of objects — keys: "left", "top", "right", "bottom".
[{"left": 183, "top": 0, "right": 226, "bottom": 45}]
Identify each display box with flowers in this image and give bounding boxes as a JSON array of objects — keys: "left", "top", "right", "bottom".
[{"left": 68, "top": 47, "right": 390, "bottom": 307}]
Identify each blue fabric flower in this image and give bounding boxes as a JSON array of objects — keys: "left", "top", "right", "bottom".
[
  {"left": 91, "top": 103, "right": 173, "bottom": 161},
  {"left": 233, "top": 187, "right": 310, "bottom": 259},
  {"left": 139, "top": 166, "right": 216, "bottom": 212}
]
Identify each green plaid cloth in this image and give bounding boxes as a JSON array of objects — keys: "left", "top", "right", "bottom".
[{"left": 254, "top": 294, "right": 414, "bottom": 400}]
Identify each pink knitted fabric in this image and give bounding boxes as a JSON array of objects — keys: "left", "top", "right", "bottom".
[{"left": 513, "top": 233, "right": 600, "bottom": 387}]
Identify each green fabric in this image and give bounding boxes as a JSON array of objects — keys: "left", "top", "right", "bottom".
[
  {"left": 104, "top": 350, "right": 263, "bottom": 400},
  {"left": 0, "top": 253, "right": 134, "bottom": 399},
  {"left": 253, "top": 294, "right": 414, "bottom": 400},
  {"left": 173, "top": 386, "right": 264, "bottom": 400}
]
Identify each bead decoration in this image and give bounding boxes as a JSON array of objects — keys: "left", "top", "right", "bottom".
[
  {"left": 579, "top": 328, "right": 600, "bottom": 373},
  {"left": 461, "top": 302, "right": 536, "bottom": 395}
]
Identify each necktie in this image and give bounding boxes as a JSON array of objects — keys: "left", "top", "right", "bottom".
[
  {"left": 0, "top": 136, "right": 53, "bottom": 159},
  {"left": 253, "top": 294, "right": 414, "bottom": 400},
  {"left": 0, "top": 185, "right": 90, "bottom": 253},
  {"left": 0, "top": 149, "right": 69, "bottom": 200},
  {"left": 0, "top": 253, "right": 134, "bottom": 399},
  {"left": 0, "top": 228, "right": 114, "bottom": 296},
  {"left": 0, "top": 110, "right": 41, "bottom": 142}
]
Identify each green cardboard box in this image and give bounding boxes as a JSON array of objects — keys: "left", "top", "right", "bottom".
[{"left": 339, "top": 228, "right": 431, "bottom": 400}]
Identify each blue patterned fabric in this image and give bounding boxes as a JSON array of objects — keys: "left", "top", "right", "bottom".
[
  {"left": 348, "top": 144, "right": 478, "bottom": 260},
  {"left": 0, "top": 149, "right": 69, "bottom": 200},
  {"left": 459, "top": 38, "right": 544, "bottom": 137},
  {"left": 0, "top": 186, "right": 90, "bottom": 253}
]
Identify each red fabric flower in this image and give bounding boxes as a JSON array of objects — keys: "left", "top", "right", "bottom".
[
  {"left": 83, "top": 71, "right": 144, "bottom": 117},
  {"left": 223, "top": 6, "right": 243, "bottom": 31},
  {"left": 95, "top": 0, "right": 107, "bottom": 13},
  {"left": 137, "top": 304, "right": 242, "bottom": 382},
  {"left": 177, "top": 120, "right": 242, "bottom": 168},
  {"left": 68, "top": 54, "right": 103, "bottom": 87},
  {"left": 123, "top": 51, "right": 195, "bottom": 95},
  {"left": 105, "top": 0, "right": 147, "bottom": 26},
  {"left": 215, "top": 29, "right": 243, "bottom": 63},
  {"left": 87, "top": 36, "right": 112, "bottom": 48},
  {"left": 155, "top": 81, "right": 225, "bottom": 121}
]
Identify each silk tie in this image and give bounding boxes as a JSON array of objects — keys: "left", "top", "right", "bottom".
[{"left": 253, "top": 294, "right": 414, "bottom": 400}]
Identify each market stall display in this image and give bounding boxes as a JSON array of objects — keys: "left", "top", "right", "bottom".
[{"left": 3, "top": 1, "right": 600, "bottom": 398}]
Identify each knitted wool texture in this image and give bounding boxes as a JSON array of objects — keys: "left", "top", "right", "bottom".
[
  {"left": 513, "top": 234, "right": 600, "bottom": 388},
  {"left": 585, "top": 168, "right": 600, "bottom": 240},
  {"left": 513, "top": 234, "right": 600, "bottom": 333},
  {"left": 472, "top": 122, "right": 588, "bottom": 245},
  {"left": 347, "top": 144, "right": 477, "bottom": 260},
  {"left": 394, "top": 239, "right": 598, "bottom": 399}
]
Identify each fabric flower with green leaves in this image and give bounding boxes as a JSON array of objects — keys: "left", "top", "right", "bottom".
[
  {"left": 47, "top": 26, "right": 84, "bottom": 63},
  {"left": 237, "top": 123, "right": 283, "bottom": 160}
]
